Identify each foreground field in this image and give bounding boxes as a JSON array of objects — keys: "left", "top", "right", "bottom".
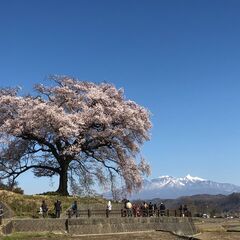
[
  {"left": 197, "top": 232, "right": 240, "bottom": 240},
  {"left": 0, "top": 231, "right": 186, "bottom": 240},
  {"left": 194, "top": 218, "right": 240, "bottom": 240}
]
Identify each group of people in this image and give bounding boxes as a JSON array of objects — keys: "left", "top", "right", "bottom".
[
  {"left": 179, "top": 204, "right": 189, "bottom": 217},
  {"left": 39, "top": 199, "right": 188, "bottom": 218},
  {"left": 123, "top": 200, "right": 166, "bottom": 217},
  {"left": 39, "top": 200, "right": 62, "bottom": 218}
]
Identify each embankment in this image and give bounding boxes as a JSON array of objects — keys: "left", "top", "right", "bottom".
[{"left": 2, "top": 216, "right": 197, "bottom": 237}]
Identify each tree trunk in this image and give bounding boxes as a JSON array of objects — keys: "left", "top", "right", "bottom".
[{"left": 56, "top": 165, "right": 69, "bottom": 196}]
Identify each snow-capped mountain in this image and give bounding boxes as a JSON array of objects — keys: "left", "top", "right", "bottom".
[{"left": 129, "top": 174, "right": 240, "bottom": 199}]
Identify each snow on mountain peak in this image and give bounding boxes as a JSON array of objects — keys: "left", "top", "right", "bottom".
[
  {"left": 157, "top": 175, "right": 171, "bottom": 179},
  {"left": 129, "top": 174, "right": 240, "bottom": 199},
  {"left": 155, "top": 174, "right": 205, "bottom": 183},
  {"left": 149, "top": 174, "right": 206, "bottom": 189},
  {"left": 183, "top": 174, "right": 205, "bottom": 182}
]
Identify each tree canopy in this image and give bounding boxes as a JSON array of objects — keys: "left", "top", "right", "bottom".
[{"left": 0, "top": 76, "right": 151, "bottom": 195}]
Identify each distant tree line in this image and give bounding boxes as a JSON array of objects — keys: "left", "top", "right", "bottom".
[{"left": 0, "top": 180, "right": 23, "bottom": 194}]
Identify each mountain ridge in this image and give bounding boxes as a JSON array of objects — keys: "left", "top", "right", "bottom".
[
  {"left": 129, "top": 174, "right": 240, "bottom": 199},
  {"left": 148, "top": 192, "right": 240, "bottom": 216}
]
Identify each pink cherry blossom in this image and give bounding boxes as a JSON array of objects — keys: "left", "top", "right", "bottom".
[{"left": 0, "top": 76, "right": 151, "bottom": 195}]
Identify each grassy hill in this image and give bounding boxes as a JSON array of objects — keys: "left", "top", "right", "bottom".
[
  {"left": 0, "top": 190, "right": 108, "bottom": 218},
  {"left": 2, "top": 189, "right": 239, "bottom": 218}
]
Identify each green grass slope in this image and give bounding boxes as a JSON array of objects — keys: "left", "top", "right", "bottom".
[{"left": 0, "top": 190, "right": 107, "bottom": 218}]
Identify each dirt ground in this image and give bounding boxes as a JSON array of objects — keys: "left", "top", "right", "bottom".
[
  {"left": 196, "top": 232, "right": 240, "bottom": 240},
  {"left": 193, "top": 218, "right": 240, "bottom": 240},
  {"left": 0, "top": 231, "right": 187, "bottom": 240},
  {"left": 64, "top": 231, "right": 186, "bottom": 240}
]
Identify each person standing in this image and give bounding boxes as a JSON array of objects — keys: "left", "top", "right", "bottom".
[
  {"left": 149, "top": 202, "right": 153, "bottom": 216},
  {"left": 183, "top": 204, "right": 188, "bottom": 217},
  {"left": 159, "top": 202, "right": 166, "bottom": 216},
  {"left": 106, "top": 200, "right": 112, "bottom": 217},
  {"left": 125, "top": 200, "right": 132, "bottom": 217},
  {"left": 107, "top": 200, "right": 112, "bottom": 211},
  {"left": 142, "top": 202, "right": 148, "bottom": 217},
  {"left": 41, "top": 200, "right": 48, "bottom": 218},
  {"left": 71, "top": 200, "right": 78, "bottom": 217},
  {"left": 54, "top": 200, "right": 62, "bottom": 218},
  {"left": 179, "top": 205, "right": 183, "bottom": 217}
]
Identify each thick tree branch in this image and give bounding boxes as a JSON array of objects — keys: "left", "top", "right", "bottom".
[
  {"left": 0, "top": 164, "right": 60, "bottom": 180},
  {"left": 20, "top": 133, "right": 59, "bottom": 159}
]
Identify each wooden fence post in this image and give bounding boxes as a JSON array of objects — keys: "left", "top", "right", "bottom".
[
  {"left": 88, "top": 209, "right": 91, "bottom": 218},
  {"left": 106, "top": 209, "right": 109, "bottom": 218}
]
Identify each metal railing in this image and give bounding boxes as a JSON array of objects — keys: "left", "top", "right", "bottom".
[{"left": 66, "top": 208, "right": 192, "bottom": 218}]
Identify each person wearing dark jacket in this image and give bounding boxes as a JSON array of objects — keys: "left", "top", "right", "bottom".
[
  {"left": 159, "top": 202, "right": 166, "bottom": 216},
  {"left": 179, "top": 205, "right": 183, "bottom": 217},
  {"left": 54, "top": 200, "right": 62, "bottom": 218},
  {"left": 183, "top": 204, "right": 188, "bottom": 217},
  {"left": 41, "top": 200, "right": 48, "bottom": 218},
  {"left": 71, "top": 200, "right": 78, "bottom": 217}
]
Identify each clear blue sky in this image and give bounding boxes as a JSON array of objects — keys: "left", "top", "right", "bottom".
[{"left": 1, "top": 0, "right": 240, "bottom": 194}]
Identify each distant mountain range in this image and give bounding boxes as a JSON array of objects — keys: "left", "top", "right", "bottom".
[
  {"left": 129, "top": 174, "right": 240, "bottom": 199},
  {"left": 150, "top": 193, "right": 240, "bottom": 216}
]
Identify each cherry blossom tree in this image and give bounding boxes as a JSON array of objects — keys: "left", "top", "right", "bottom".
[{"left": 0, "top": 76, "right": 151, "bottom": 195}]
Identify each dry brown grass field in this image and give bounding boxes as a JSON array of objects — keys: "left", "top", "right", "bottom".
[
  {"left": 0, "top": 231, "right": 187, "bottom": 240},
  {"left": 194, "top": 218, "right": 240, "bottom": 240}
]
